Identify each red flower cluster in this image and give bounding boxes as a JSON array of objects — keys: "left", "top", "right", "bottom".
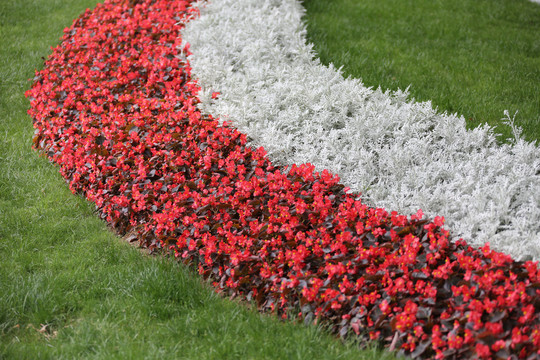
[{"left": 26, "top": 0, "right": 540, "bottom": 358}]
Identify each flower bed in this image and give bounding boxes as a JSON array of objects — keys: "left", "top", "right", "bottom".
[
  {"left": 182, "top": 0, "right": 540, "bottom": 262},
  {"left": 26, "top": 0, "right": 540, "bottom": 358}
]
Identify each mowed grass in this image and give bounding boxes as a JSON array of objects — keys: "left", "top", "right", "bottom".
[
  {"left": 303, "top": 0, "right": 540, "bottom": 142},
  {"left": 0, "top": 1, "right": 396, "bottom": 359}
]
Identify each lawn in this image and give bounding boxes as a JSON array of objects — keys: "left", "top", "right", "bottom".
[{"left": 303, "top": 0, "right": 540, "bottom": 142}]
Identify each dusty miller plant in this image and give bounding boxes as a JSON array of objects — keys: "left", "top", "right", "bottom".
[{"left": 182, "top": 0, "right": 540, "bottom": 261}]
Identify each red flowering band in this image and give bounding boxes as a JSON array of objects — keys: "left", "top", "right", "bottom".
[{"left": 26, "top": 0, "right": 540, "bottom": 358}]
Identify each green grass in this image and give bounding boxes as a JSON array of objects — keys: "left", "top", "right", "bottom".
[
  {"left": 0, "top": 0, "right": 397, "bottom": 359},
  {"left": 303, "top": 0, "right": 540, "bottom": 142}
]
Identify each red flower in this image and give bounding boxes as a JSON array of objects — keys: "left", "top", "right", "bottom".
[
  {"left": 379, "top": 299, "right": 391, "bottom": 315},
  {"left": 475, "top": 343, "right": 491, "bottom": 358}
]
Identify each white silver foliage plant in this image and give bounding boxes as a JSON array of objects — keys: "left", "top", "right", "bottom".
[{"left": 181, "top": 0, "right": 540, "bottom": 261}]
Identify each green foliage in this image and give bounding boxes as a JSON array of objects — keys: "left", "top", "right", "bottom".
[{"left": 303, "top": 0, "right": 540, "bottom": 142}]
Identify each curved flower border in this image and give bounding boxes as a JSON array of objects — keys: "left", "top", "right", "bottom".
[
  {"left": 26, "top": 0, "right": 540, "bottom": 358},
  {"left": 182, "top": 0, "right": 540, "bottom": 262}
]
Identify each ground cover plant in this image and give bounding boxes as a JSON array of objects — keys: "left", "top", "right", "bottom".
[
  {"left": 24, "top": 0, "right": 540, "bottom": 358},
  {"left": 181, "top": 0, "right": 540, "bottom": 262},
  {"left": 0, "top": 1, "right": 395, "bottom": 359},
  {"left": 303, "top": 0, "right": 540, "bottom": 143}
]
